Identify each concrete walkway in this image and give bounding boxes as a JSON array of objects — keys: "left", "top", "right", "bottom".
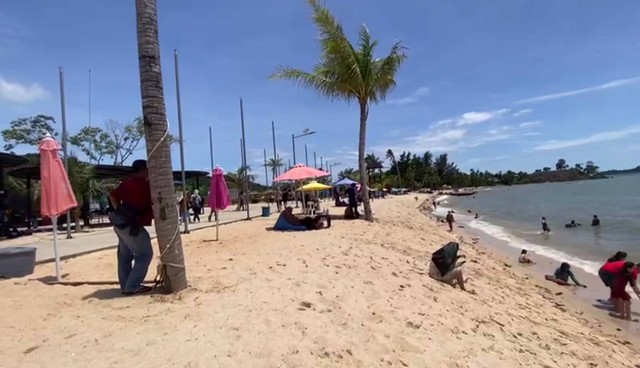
[{"left": 0, "top": 203, "right": 271, "bottom": 263}]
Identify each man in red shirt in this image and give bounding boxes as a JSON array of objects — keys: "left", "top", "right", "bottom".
[
  {"left": 109, "top": 160, "right": 154, "bottom": 295},
  {"left": 609, "top": 262, "right": 640, "bottom": 320}
]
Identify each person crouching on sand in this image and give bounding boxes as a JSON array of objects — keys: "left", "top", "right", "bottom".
[
  {"left": 610, "top": 262, "right": 640, "bottom": 321},
  {"left": 545, "top": 262, "right": 586, "bottom": 287},
  {"left": 446, "top": 211, "right": 455, "bottom": 232},
  {"left": 598, "top": 251, "right": 628, "bottom": 302},
  {"left": 518, "top": 249, "right": 535, "bottom": 264}
]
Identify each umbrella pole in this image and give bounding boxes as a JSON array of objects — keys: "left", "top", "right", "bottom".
[
  {"left": 215, "top": 209, "right": 219, "bottom": 241},
  {"left": 52, "top": 215, "right": 62, "bottom": 282}
]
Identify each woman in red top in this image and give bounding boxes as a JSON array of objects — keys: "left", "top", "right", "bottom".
[{"left": 610, "top": 262, "right": 640, "bottom": 320}]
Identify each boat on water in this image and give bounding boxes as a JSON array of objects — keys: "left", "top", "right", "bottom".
[{"left": 447, "top": 190, "right": 477, "bottom": 197}]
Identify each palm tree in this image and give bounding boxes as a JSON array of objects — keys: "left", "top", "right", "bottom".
[
  {"left": 266, "top": 157, "right": 284, "bottom": 180},
  {"left": 386, "top": 149, "right": 402, "bottom": 187},
  {"left": 271, "top": 0, "right": 407, "bottom": 221},
  {"left": 135, "top": 0, "right": 187, "bottom": 292}
]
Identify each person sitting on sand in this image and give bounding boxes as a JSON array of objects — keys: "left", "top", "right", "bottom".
[
  {"left": 274, "top": 206, "right": 330, "bottom": 231},
  {"left": 545, "top": 262, "right": 586, "bottom": 287},
  {"left": 610, "top": 262, "right": 640, "bottom": 321},
  {"left": 591, "top": 215, "right": 600, "bottom": 227},
  {"left": 428, "top": 242, "right": 473, "bottom": 293},
  {"left": 541, "top": 217, "right": 551, "bottom": 233},
  {"left": 564, "top": 220, "right": 581, "bottom": 228},
  {"left": 518, "top": 249, "right": 535, "bottom": 264},
  {"left": 446, "top": 211, "right": 455, "bottom": 232}
]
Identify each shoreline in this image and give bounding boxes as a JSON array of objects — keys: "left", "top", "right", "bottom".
[{"left": 423, "top": 195, "right": 640, "bottom": 334}]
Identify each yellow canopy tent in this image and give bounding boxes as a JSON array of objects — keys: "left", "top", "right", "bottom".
[{"left": 298, "top": 181, "right": 331, "bottom": 192}]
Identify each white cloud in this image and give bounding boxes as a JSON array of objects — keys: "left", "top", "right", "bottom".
[
  {"left": 386, "top": 86, "right": 430, "bottom": 105},
  {"left": 534, "top": 126, "right": 640, "bottom": 151},
  {"left": 519, "top": 120, "right": 542, "bottom": 128},
  {"left": 431, "top": 108, "right": 510, "bottom": 128},
  {"left": 0, "top": 77, "right": 49, "bottom": 104},
  {"left": 515, "top": 76, "right": 640, "bottom": 104},
  {"left": 513, "top": 108, "right": 533, "bottom": 117},
  {"left": 467, "top": 155, "right": 509, "bottom": 164}
]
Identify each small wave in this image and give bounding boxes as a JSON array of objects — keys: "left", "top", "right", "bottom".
[{"left": 467, "top": 219, "right": 601, "bottom": 275}]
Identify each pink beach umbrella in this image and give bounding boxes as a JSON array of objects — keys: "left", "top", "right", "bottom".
[
  {"left": 39, "top": 133, "right": 78, "bottom": 282},
  {"left": 209, "top": 166, "right": 231, "bottom": 240},
  {"left": 273, "top": 163, "right": 329, "bottom": 182}
]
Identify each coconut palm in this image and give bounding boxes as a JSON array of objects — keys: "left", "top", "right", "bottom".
[
  {"left": 266, "top": 157, "right": 284, "bottom": 180},
  {"left": 135, "top": 0, "right": 187, "bottom": 292},
  {"left": 271, "top": 0, "right": 407, "bottom": 221},
  {"left": 386, "top": 149, "right": 402, "bottom": 187}
]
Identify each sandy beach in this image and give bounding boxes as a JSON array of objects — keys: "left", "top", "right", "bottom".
[{"left": 2, "top": 195, "right": 640, "bottom": 367}]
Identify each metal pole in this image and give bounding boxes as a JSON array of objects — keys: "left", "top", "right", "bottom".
[
  {"left": 291, "top": 134, "right": 296, "bottom": 164},
  {"left": 263, "top": 149, "right": 269, "bottom": 209},
  {"left": 239, "top": 98, "right": 250, "bottom": 220},
  {"left": 59, "top": 67, "right": 72, "bottom": 239},
  {"left": 209, "top": 126, "right": 214, "bottom": 171},
  {"left": 271, "top": 121, "right": 277, "bottom": 179},
  {"left": 88, "top": 69, "right": 93, "bottom": 227},
  {"left": 305, "top": 144, "right": 308, "bottom": 166},
  {"left": 320, "top": 156, "right": 324, "bottom": 171},
  {"left": 314, "top": 152, "right": 317, "bottom": 168},
  {"left": 174, "top": 50, "right": 189, "bottom": 234}
]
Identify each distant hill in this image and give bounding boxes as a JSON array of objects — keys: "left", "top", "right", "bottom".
[{"left": 601, "top": 166, "right": 640, "bottom": 176}]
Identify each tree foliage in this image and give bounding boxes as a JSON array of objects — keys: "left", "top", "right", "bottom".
[
  {"left": 1, "top": 115, "right": 58, "bottom": 151},
  {"left": 271, "top": 0, "right": 407, "bottom": 221},
  {"left": 69, "top": 117, "right": 177, "bottom": 165}
]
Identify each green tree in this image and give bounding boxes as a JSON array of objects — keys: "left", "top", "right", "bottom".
[
  {"left": 135, "top": 0, "right": 187, "bottom": 292},
  {"left": 2, "top": 115, "right": 58, "bottom": 151},
  {"left": 385, "top": 149, "right": 402, "bottom": 187},
  {"left": 556, "top": 158, "right": 568, "bottom": 171},
  {"left": 271, "top": 0, "right": 407, "bottom": 221},
  {"left": 265, "top": 157, "right": 284, "bottom": 180},
  {"left": 70, "top": 118, "right": 177, "bottom": 166},
  {"left": 68, "top": 126, "right": 114, "bottom": 165}
]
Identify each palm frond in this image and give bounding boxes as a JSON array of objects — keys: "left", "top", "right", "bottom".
[{"left": 369, "top": 40, "right": 407, "bottom": 103}]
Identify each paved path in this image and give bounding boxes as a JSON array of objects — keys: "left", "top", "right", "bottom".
[{"left": 0, "top": 203, "right": 270, "bottom": 263}]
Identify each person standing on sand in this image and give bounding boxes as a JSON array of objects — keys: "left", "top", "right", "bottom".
[
  {"left": 598, "top": 251, "right": 628, "bottom": 302},
  {"left": 108, "top": 160, "right": 154, "bottom": 296},
  {"left": 541, "top": 217, "right": 551, "bottom": 233},
  {"left": 446, "top": 211, "right": 455, "bottom": 232},
  {"left": 190, "top": 190, "right": 202, "bottom": 223},
  {"left": 610, "top": 262, "right": 640, "bottom": 320},
  {"left": 346, "top": 183, "right": 360, "bottom": 219}
]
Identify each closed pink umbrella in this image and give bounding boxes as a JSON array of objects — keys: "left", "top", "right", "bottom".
[
  {"left": 40, "top": 133, "right": 77, "bottom": 282},
  {"left": 273, "top": 163, "right": 329, "bottom": 182},
  {"left": 209, "top": 166, "right": 231, "bottom": 240}
]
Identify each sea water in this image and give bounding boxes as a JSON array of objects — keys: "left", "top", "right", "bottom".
[{"left": 438, "top": 174, "right": 640, "bottom": 276}]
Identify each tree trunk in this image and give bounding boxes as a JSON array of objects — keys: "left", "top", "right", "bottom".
[
  {"left": 358, "top": 101, "right": 373, "bottom": 221},
  {"left": 135, "top": 0, "right": 187, "bottom": 293}
]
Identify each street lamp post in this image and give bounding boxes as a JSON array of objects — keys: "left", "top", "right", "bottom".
[{"left": 291, "top": 129, "right": 316, "bottom": 164}]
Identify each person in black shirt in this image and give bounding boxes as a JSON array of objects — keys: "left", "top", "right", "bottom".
[{"left": 346, "top": 183, "right": 359, "bottom": 219}]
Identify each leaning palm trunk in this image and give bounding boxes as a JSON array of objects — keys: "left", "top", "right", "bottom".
[
  {"left": 358, "top": 101, "right": 373, "bottom": 220},
  {"left": 135, "top": 0, "right": 187, "bottom": 292}
]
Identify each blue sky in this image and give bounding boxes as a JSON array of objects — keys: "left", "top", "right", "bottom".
[{"left": 2, "top": 0, "right": 640, "bottom": 182}]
